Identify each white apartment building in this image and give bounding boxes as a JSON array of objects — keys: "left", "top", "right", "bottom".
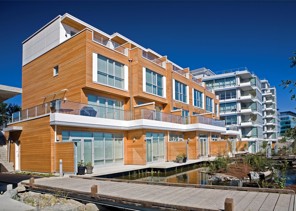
[
  {"left": 261, "top": 80, "right": 279, "bottom": 142},
  {"left": 191, "top": 67, "right": 268, "bottom": 153}
]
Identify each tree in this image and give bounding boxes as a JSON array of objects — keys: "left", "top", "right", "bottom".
[
  {"left": 0, "top": 102, "right": 21, "bottom": 128},
  {"left": 285, "top": 127, "right": 296, "bottom": 141},
  {"left": 281, "top": 51, "right": 296, "bottom": 100}
]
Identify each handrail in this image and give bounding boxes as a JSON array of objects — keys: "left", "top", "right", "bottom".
[{"left": 10, "top": 100, "right": 225, "bottom": 127}]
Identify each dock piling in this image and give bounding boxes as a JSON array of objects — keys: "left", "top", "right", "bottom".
[
  {"left": 91, "top": 185, "right": 98, "bottom": 198},
  {"left": 29, "top": 177, "right": 34, "bottom": 187},
  {"left": 224, "top": 198, "right": 234, "bottom": 211}
]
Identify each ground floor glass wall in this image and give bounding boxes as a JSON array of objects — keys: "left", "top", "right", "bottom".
[{"left": 62, "top": 131, "right": 124, "bottom": 166}]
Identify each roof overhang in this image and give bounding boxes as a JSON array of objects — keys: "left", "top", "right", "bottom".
[
  {"left": 3, "top": 126, "right": 23, "bottom": 132},
  {"left": 0, "top": 85, "right": 22, "bottom": 102}
]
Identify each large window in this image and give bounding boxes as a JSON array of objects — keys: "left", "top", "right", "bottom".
[
  {"left": 175, "top": 80, "right": 187, "bottom": 103},
  {"left": 221, "top": 115, "right": 237, "bottom": 125},
  {"left": 206, "top": 96, "right": 213, "bottom": 112},
  {"left": 97, "top": 54, "right": 125, "bottom": 89},
  {"left": 220, "top": 102, "right": 237, "bottom": 113},
  {"left": 145, "top": 69, "right": 163, "bottom": 96},
  {"left": 216, "top": 90, "right": 236, "bottom": 100},
  {"left": 193, "top": 89, "right": 203, "bottom": 108},
  {"left": 88, "top": 95, "right": 124, "bottom": 120},
  {"left": 205, "top": 77, "right": 236, "bottom": 89}
]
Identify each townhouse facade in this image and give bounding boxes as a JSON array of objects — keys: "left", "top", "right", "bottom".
[
  {"left": 280, "top": 111, "right": 296, "bottom": 136},
  {"left": 4, "top": 13, "right": 240, "bottom": 173},
  {"left": 191, "top": 67, "right": 278, "bottom": 153}
]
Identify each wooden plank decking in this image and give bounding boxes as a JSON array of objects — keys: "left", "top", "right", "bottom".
[{"left": 23, "top": 177, "right": 295, "bottom": 211}]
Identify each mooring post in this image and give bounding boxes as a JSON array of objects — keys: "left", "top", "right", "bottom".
[
  {"left": 59, "top": 159, "right": 63, "bottom": 177},
  {"left": 224, "top": 198, "right": 234, "bottom": 211},
  {"left": 29, "top": 177, "right": 35, "bottom": 187},
  {"left": 91, "top": 185, "right": 98, "bottom": 197}
]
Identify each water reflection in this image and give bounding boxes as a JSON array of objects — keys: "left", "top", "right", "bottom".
[
  {"left": 286, "top": 168, "right": 296, "bottom": 186},
  {"left": 133, "top": 169, "right": 209, "bottom": 185}
]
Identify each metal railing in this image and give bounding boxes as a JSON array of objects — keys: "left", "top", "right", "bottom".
[
  {"left": 11, "top": 103, "right": 51, "bottom": 123},
  {"left": 10, "top": 100, "right": 225, "bottom": 127}
]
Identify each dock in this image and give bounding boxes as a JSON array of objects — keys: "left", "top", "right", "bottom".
[{"left": 22, "top": 176, "right": 295, "bottom": 211}]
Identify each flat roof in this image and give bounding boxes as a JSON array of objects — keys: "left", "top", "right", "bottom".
[{"left": 0, "top": 85, "right": 22, "bottom": 102}]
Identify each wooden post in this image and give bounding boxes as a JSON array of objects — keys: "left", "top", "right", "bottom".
[
  {"left": 29, "top": 177, "right": 34, "bottom": 187},
  {"left": 91, "top": 185, "right": 98, "bottom": 197},
  {"left": 225, "top": 198, "right": 234, "bottom": 211}
]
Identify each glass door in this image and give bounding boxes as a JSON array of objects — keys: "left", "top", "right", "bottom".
[
  {"left": 198, "top": 135, "right": 209, "bottom": 157},
  {"left": 146, "top": 137, "right": 153, "bottom": 162},
  {"left": 146, "top": 136, "right": 164, "bottom": 163},
  {"left": 84, "top": 139, "right": 93, "bottom": 165},
  {"left": 71, "top": 137, "right": 94, "bottom": 174}
]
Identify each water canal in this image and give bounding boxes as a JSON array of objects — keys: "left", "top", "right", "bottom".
[{"left": 109, "top": 165, "right": 296, "bottom": 188}]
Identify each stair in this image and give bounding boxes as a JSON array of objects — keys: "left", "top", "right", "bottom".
[{"left": 0, "top": 145, "right": 14, "bottom": 172}]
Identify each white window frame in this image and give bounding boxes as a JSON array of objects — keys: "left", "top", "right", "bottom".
[
  {"left": 92, "top": 53, "right": 128, "bottom": 90},
  {"left": 143, "top": 67, "right": 164, "bottom": 97},
  {"left": 53, "top": 66, "right": 59, "bottom": 77}
]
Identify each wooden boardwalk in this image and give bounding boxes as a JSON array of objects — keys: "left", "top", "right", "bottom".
[{"left": 23, "top": 177, "right": 296, "bottom": 211}]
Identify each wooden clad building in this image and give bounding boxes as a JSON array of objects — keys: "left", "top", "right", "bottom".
[{"left": 5, "top": 13, "right": 241, "bottom": 173}]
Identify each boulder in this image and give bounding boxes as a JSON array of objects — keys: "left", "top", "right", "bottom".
[
  {"left": 3, "top": 189, "right": 18, "bottom": 199},
  {"left": 85, "top": 203, "right": 99, "bottom": 211},
  {"left": 16, "top": 185, "right": 27, "bottom": 193}
]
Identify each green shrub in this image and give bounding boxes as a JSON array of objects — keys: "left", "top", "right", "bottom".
[
  {"left": 208, "top": 156, "right": 229, "bottom": 173},
  {"left": 243, "top": 154, "right": 271, "bottom": 171}
]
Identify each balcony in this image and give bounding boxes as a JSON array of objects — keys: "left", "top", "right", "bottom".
[
  {"left": 238, "top": 94, "right": 255, "bottom": 102},
  {"left": 9, "top": 100, "right": 225, "bottom": 130},
  {"left": 240, "top": 119, "right": 263, "bottom": 127},
  {"left": 220, "top": 108, "right": 237, "bottom": 115},
  {"left": 264, "top": 129, "right": 276, "bottom": 134},
  {"left": 239, "top": 81, "right": 252, "bottom": 87},
  {"left": 240, "top": 108, "right": 253, "bottom": 114},
  {"left": 92, "top": 32, "right": 128, "bottom": 56},
  {"left": 263, "top": 106, "right": 275, "bottom": 111},
  {"left": 264, "top": 114, "right": 276, "bottom": 119},
  {"left": 142, "top": 51, "right": 166, "bottom": 68},
  {"left": 263, "top": 99, "right": 273, "bottom": 104},
  {"left": 266, "top": 121, "right": 276, "bottom": 126},
  {"left": 262, "top": 91, "right": 272, "bottom": 96}
]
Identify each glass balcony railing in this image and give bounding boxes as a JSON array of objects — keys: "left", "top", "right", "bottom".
[
  {"left": 142, "top": 51, "right": 166, "bottom": 68},
  {"left": 10, "top": 101, "right": 225, "bottom": 128},
  {"left": 193, "top": 115, "right": 225, "bottom": 127},
  {"left": 11, "top": 103, "right": 51, "bottom": 123},
  {"left": 92, "top": 32, "right": 128, "bottom": 56}
]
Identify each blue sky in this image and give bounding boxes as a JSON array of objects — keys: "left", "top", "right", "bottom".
[{"left": 1, "top": 1, "right": 295, "bottom": 111}]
